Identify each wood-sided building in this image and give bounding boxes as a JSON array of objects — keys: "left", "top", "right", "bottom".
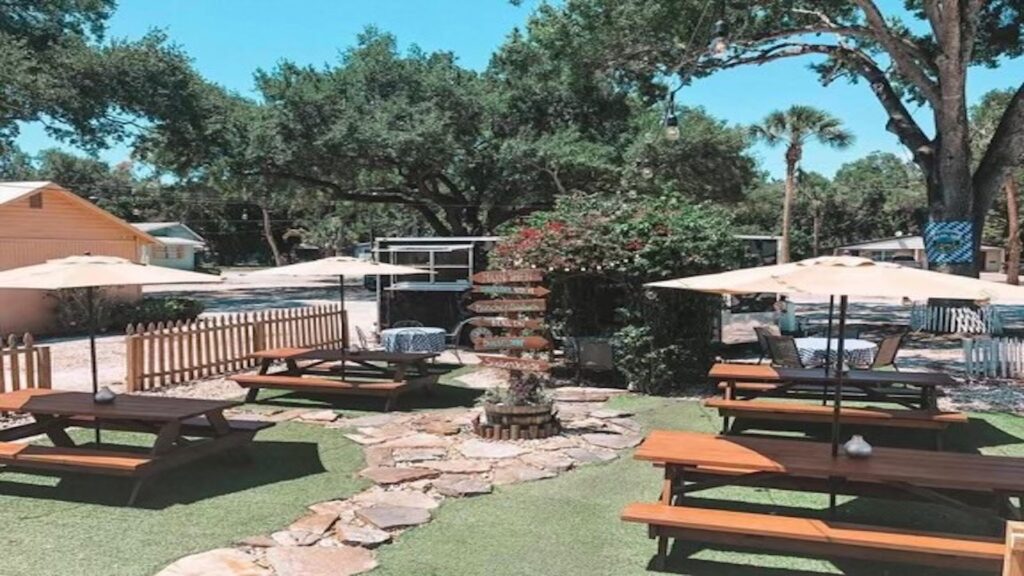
[{"left": 0, "top": 181, "right": 157, "bottom": 335}]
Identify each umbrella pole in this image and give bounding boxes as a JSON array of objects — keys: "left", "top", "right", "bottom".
[
  {"left": 87, "top": 287, "right": 101, "bottom": 446},
  {"left": 830, "top": 295, "right": 848, "bottom": 458},
  {"left": 822, "top": 296, "right": 835, "bottom": 405}
]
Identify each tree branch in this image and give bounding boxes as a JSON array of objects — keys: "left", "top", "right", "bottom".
[
  {"left": 710, "top": 42, "right": 932, "bottom": 166},
  {"left": 974, "top": 82, "right": 1024, "bottom": 220},
  {"left": 851, "top": 0, "right": 940, "bottom": 106}
]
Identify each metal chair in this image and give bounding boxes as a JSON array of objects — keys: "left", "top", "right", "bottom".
[
  {"left": 870, "top": 331, "right": 906, "bottom": 370},
  {"left": 826, "top": 325, "right": 862, "bottom": 339},
  {"left": 766, "top": 335, "right": 805, "bottom": 368},
  {"left": 354, "top": 325, "right": 382, "bottom": 351},
  {"left": 391, "top": 320, "right": 424, "bottom": 328},
  {"left": 753, "top": 325, "right": 781, "bottom": 364}
]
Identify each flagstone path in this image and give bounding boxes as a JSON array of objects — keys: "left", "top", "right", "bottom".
[{"left": 155, "top": 387, "right": 639, "bottom": 576}]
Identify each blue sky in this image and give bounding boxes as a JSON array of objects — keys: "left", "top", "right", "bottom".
[{"left": 16, "top": 0, "right": 1024, "bottom": 179}]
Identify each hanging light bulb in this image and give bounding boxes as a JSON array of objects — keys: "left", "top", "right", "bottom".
[
  {"left": 663, "top": 96, "right": 680, "bottom": 142},
  {"left": 709, "top": 18, "right": 730, "bottom": 56}
]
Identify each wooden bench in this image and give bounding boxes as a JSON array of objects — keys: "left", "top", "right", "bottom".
[
  {"left": 0, "top": 442, "right": 153, "bottom": 477},
  {"left": 716, "top": 381, "right": 940, "bottom": 401},
  {"left": 64, "top": 415, "right": 274, "bottom": 438},
  {"left": 705, "top": 398, "right": 966, "bottom": 448},
  {"left": 622, "top": 502, "right": 1005, "bottom": 573},
  {"left": 231, "top": 373, "right": 436, "bottom": 411}
]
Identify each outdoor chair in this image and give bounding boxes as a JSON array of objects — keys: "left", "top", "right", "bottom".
[
  {"left": 753, "top": 325, "right": 781, "bottom": 364},
  {"left": 355, "top": 326, "right": 382, "bottom": 351},
  {"left": 825, "top": 325, "right": 862, "bottom": 339},
  {"left": 391, "top": 320, "right": 425, "bottom": 328},
  {"left": 869, "top": 331, "right": 906, "bottom": 371},
  {"left": 766, "top": 335, "right": 804, "bottom": 368},
  {"left": 444, "top": 318, "right": 474, "bottom": 366}
]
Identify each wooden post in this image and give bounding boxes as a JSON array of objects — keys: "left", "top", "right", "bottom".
[
  {"left": 8, "top": 335, "right": 20, "bottom": 391},
  {"left": 1004, "top": 521, "right": 1024, "bottom": 576}
]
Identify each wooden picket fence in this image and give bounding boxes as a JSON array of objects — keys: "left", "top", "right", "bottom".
[
  {"left": 0, "top": 333, "right": 52, "bottom": 392},
  {"left": 124, "top": 304, "right": 348, "bottom": 392},
  {"left": 910, "top": 304, "right": 1003, "bottom": 335},
  {"left": 963, "top": 336, "right": 1024, "bottom": 380}
]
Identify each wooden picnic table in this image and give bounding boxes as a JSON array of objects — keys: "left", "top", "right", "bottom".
[
  {"left": 709, "top": 363, "right": 952, "bottom": 411},
  {"left": 251, "top": 347, "right": 437, "bottom": 380},
  {"left": 241, "top": 347, "right": 441, "bottom": 410},
  {"left": 637, "top": 429, "right": 1024, "bottom": 519},
  {"left": 0, "top": 389, "right": 271, "bottom": 505}
]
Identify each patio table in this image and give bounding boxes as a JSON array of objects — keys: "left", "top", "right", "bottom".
[
  {"left": 709, "top": 363, "right": 951, "bottom": 410},
  {"left": 637, "top": 429, "right": 1024, "bottom": 520},
  {"left": 380, "top": 327, "right": 447, "bottom": 354},
  {"left": 795, "top": 337, "right": 877, "bottom": 368},
  {"left": 0, "top": 389, "right": 270, "bottom": 505}
]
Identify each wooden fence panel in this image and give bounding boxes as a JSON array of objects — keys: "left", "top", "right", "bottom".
[
  {"left": 125, "top": 304, "right": 348, "bottom": 391},
  {"left": 0, "top": 333, "right": 52, "bottom": 392}
]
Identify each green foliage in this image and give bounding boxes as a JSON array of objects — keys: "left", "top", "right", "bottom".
[
  {"left": 111, "top": 297, "right": 205, "bottom": 330},
  {"left": 492, "top": 192, "right": 740, "bottom": 393},
  {"left": 748, "top": 106, "right": 854, "bottom": 151}
]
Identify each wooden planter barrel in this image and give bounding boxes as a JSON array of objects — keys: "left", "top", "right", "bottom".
[{"left": 473, "top": 402, "right": 560, "bottom": 440}]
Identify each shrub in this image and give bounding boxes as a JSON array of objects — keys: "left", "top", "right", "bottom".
[
  {"left": 111, "top": 297, "right": 205, "bottom": 329},
  {"left": 493, "top": 192, "right": 740, "bottom": 394}
]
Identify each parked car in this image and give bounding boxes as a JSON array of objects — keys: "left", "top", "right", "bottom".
[{"left": 891, "top": 255, "right": 921, "bottom": 268}]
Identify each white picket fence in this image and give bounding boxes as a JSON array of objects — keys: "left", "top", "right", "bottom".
[
  {"left": 963, "top": 337, "right": 1024, "bottom": 379},
  {"left": 911, "top": 304, "right": 1003, "bottom": 335}
]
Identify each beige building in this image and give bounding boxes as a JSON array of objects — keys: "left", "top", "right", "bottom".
[
  {"left": 0, "top": 181, "right": 156, "bottom": 335},
  {"left": 834, "top": 235, "right": 1005, "bottom": 273}
]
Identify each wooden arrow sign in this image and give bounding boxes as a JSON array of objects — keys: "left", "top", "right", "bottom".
[
  {"left": 472, "top": 285, "right": 550, "bottom": 297},
  {"left": 467, "top": 299, "right": 546, "bottom": 313},
  {"left": 468, "top": 316, "right": 545, "bottom": 330},
  {"left": 472, "top": 269, "right": 544, "bottom": 284},
  {"left": 479, "top": 354, "right": 551, "bottom": 373},
  {"left": 475, "top": 336, "right": 551, "bottom": 351}
]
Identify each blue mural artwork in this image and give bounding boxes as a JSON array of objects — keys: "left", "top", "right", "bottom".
[{"left": 924, "top": 220, "right": 974, "bottom": 265}]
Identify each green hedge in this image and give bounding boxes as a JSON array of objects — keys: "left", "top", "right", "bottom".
[{"left": 51, "top": 290, "right": 205, "bottom": 335}]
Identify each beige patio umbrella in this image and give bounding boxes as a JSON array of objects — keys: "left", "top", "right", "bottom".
[
  {"left": 0, "top": 255, "right": 222, "bottom": 442},
  {"left": 247, "top": 256, "right": 425, "bottom": 308},
  {"left": 647, "top": 255, "right": 1024, "bottom": 455}
]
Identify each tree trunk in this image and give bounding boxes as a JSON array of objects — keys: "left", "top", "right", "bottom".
[
  {"left": 779, "top": 148, "right": 798, "bottom": 264},
  {"left": 260, "top": 205, "right": 285, "bottom": 266},
  {"left": 812, "top": 208, "right": 821, "bottom": 257},
  {"left": 1007, "top": 177, "right": 1021, "bottom": 285}
]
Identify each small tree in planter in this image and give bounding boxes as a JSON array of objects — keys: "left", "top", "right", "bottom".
[{"left": 479, "top": 372, "right": 558, "bottom": 439}]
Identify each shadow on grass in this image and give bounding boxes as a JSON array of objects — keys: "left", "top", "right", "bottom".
[
  {"left": 0, "top": 439, "right": 325, "bottom": 509},
  {"left": 657, "top": 542, "right": 977, "bottom": 576},
  {"left": 252, "top": 382, "right": 484, "bottom": 413}
]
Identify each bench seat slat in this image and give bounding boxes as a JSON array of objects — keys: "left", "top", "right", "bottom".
[
  {"left": 0, "top": 442, "right": 151, "bottom": 474},
  {"left": 622, "top": 503, "right": 1004, "bottom": 564},
  {"left": 705, "top": 398, "right": 967, "bottom": 427},
  {"left": 231, "top": 374, "right": 406, "bottom": 392}
]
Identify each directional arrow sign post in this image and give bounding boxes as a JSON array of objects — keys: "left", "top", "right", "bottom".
[
  {"left": 474, "top": 336, "right": 551, "bottom": 351},
  {"left": 467, "top": 299, "right": 546, "bottom": 314},
  {"left": 468, "top": 316, "right": 545, "bottom": 330},
  {"left": 479, "top": 355, "right": 551, "bottom": 373},
  {"left": 472, "top": 269, "right": 544, "bottom": 284},
  {"left": 472, "top": 285, "right": 550, "bottom": 297}
]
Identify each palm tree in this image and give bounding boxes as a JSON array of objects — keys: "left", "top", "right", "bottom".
[{"left": 750, "top": 106, "right": 854, "bottom": 263}]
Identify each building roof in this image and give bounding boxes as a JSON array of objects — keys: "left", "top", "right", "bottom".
[
  {"left": 837, "top": 235, "right": 1001, "bottom": 252},
  {"left": 131, "top": 221, "right": 206, "bottom": 242},
  {"left": 153, "top": 236, "right": 206, "bottom": 248},
  {"left": 0, "top": 181, "right": 157, "bottom": 244}
]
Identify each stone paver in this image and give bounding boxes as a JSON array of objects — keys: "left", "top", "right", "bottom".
[
  {"left": 298, "top": 409, "right": 339, "bottom": 423},
  {"left": 289, "top": 512, "right": 338, "bottom": 536},
  {"left": 356, "top": 505, "right": 432, "bottom": 530},
  {"left": 272, "top": 530, "right": 321, "bottom": 547},
  {"left": 564, "top": 447, "right": 619, "bottom": 464},
  {"left": 359, "top": 467, "right": 439, "bottom": 485},
  {"left": 393, "top": 448, "right": 446, "bottom": 463},
  {"left": 457, "top": 439, "right": 527, "bottom": 459},
  {"left": 433, "top": 476, "right": 493, "bottom": 497},
  {"left": 590, "top": 408, "right": 632, "bottom": 419},
  {"left": 363, "top": 446, "right": 394, "bottom": 467},
  {"left": 521, "top": 450, "right": 574, "bottom": 472},
  {"left": 353, "top": 489, "right": 440, "bottom": 510},
  {"left": 156, "top": 549, "right": 269, "bottom": 576},
  {"left": 381, "top": 433, "right": 450, "bottom": 449},
  {"left": 581, "top": 432, "right": 643, "bottom": 450},
  {"left": 336, "top": 524, "right": 392, "bottom": 548},
  {"left": 265, "top": 546, "right": 377, "bottom": 576},
  {"left": 492, "top": 462, "right": 557, "bottom": 485},
  {"left": 421, "top": 459, "right": 492, "bottom": 474}
]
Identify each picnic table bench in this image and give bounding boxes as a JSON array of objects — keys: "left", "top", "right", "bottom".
[
  {"left": 622, "top": 502, "right": 1004, "bottom": 572},
  {"left": 704, "top": 398, "right": 967, "bottom": 448},
  {"left": 231, "top": 373, "right": 434, "bottom": 411},
  {"left": 624, "top": 429, "right": 1024, "bottom": 572},
  {"left": 0, "top": 388, "right": 272, "bottom": 505}
]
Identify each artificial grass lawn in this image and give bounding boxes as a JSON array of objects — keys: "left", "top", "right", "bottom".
[
  {"left": 374, "top": 395, "right": 1024, "bottom": 576},
  {"left": 0, "top": 422, "right": 368, "bottom": 576}
]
